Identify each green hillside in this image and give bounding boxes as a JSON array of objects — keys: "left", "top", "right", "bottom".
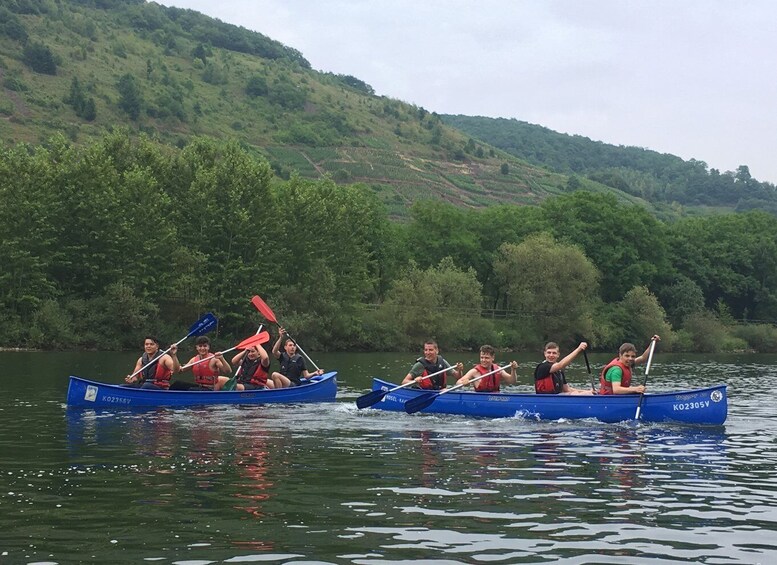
[
  {"left": 0, "top": 0, "right": 644, "bottom": 218},
  {"left": 442, "top": 115, "right": 777, "bottom": 215}
]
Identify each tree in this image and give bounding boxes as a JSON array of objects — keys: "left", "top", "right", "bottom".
[
  {"left": 493, "top": 233, "right": 600, "bottom": 345},
  {"left": 378, "top": 257, "right": 488, "bottom": 349},
  {"left": 500, "top": 163, "right": 509, "bottom": 175},
  {"left": 22, "top": 42, "right": 57, "bottom": 75},
  {"left": 245, "top": 74, "right": 268, "bottom": 97},
  {"left": 667, "top": 211, "right": 777, "bottom": 320},
  {"left": 540, "top": 191, "right": 669, "bottom": 302},
  {"left": 117, "top": 73, "right": 143, "bottom": 120}
]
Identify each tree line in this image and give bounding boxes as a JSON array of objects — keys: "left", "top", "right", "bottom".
[{"left": 2, "top": 132, "right": 777, "bottom": 353}]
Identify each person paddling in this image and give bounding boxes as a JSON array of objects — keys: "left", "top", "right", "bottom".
[
  {"left": 534, "top": 341, "right": 593, "bottom": 395},
  {"left": 401, "top": 340, "right": 463, "bottom": 390},
  {"left": 271, "top": 328, "right": 323, "bottom": 388},
  {"left": 124, "top": 336, "right": 180, "bottom": 389},
  {"left": 456, "top": 344, "right": 518, "bottom": 392},
  {"left": 172, "top": 336, "right": 231, "bottom": 390},
  {"left": 599, "top": 335, "right": 660, "bottom": 395}
]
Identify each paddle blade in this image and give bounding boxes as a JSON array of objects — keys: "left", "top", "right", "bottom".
[
  {"left": 404, "top": 392, "right": 438, "bottom": 414},
  {"left": 355, "top": 389, "right": 387, "bottom": 409},
  {"left": 251, "top": 295, "right": 278, "bottom": 324},
  {"left": 236, "top": 331, "right": 270, "bottom": 350},
  {"left": 189, "top": 312, "right": 218, "bottom": 337},
  {"left": 222, "top": 376, "right": 237, "bottom": 391}
]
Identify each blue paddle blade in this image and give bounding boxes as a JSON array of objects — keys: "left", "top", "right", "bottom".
[
  {"left": 188, "top": 312, "right": 217, "bottom": 337},
  {"left": 404, "top": 392, "right": 438, "bottom": 414},
  {"left": 355, "top": 389, "right": 387, "bottom": 409}
]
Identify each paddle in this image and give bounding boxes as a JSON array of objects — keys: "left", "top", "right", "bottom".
[
  {"left": 404, "top": 363, "right": 511, "bottom": 414},
  {"left": 251, "top": 294, "right": 321, "bottom": 372},
  {"left": 356, "top": 365, "right": 456, "bottom": 409},
  {"left": 127, "top": 312, "right": 217, "bottom": 381},
  {"left": 178, "top": 331, "right": 270, "bottom": 371},
  {"left": 634, "top": 338, "right": 657, "bottom": 420},
  {"left": 583, "top": 347, "right": 597, "bottom": 393}
]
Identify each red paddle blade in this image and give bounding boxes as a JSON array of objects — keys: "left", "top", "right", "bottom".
[
  {"left": 251, "top": 295, "right": 278, "bottom": 324},
  {"left": 236, "top": 331, "right": 270, "bottom": 349}
]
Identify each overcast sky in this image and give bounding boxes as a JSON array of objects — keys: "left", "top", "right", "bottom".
[{"left": 158, "top": 0, "right": 777, "bottom": 184}]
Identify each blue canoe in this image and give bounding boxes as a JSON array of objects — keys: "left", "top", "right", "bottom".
[
  {"left": 66, "top": 372, "right": 337, "bottom": 408},
  {"left": 367, "top": 378, "right": 727, "bottom": 425}
]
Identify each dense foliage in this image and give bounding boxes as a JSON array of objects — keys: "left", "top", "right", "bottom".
[{"left": 2, "top": 133, "right": 777, "bottom": 353}]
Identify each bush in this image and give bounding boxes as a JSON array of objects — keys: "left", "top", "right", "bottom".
[
  {"left": 23, "top": 42, "right": 58, "bottom": 75},
  {"left": 732, "top": 324, "right": 777, "bottom": 352},
  {"left": 29, "top": 300, "right": 76, "bottom": 349},
  {"left": 681, "top": 311, "right": 733, "bottom": 353}
]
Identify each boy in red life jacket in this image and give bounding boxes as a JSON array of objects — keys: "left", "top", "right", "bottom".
[
  {"left": 172, "top": 336, "right": 232, "bottom": 391},
  {"left": 534, "top": 341, "right": 593, "bottom": 394},
  {"left": 233, "top": 343, "right": 272, "bottom": 390},
  {"left": 400, "top": 340, "right": 464, "bottom": 390},
  {"left": 456, "top": 344, "right": 517, "bottom": 393},
  {"left": 599, "top": 335, "right": 660, "bottom": 395},
  {"left": 124, "top": 335, "right": 180, "bottom": 389}
]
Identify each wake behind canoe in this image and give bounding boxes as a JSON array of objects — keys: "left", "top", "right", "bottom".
[
  {"left": 66, "top": 372, "right": 337, "bottom": 408},
  {"left": 365, "top": 378, "right": 727, "bottom": 425}
]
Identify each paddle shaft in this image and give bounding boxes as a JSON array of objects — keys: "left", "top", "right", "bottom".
[
  {"left": 284, "top": 333, "right": 321, "bottom": 372},
  {"left": 251, "top": 295, "right": 321, "bottom": 371},
  {"left": 128, "top": 335, "right": 186, "bottom": 380},
  {"left": 405, "top": 363, "right": 512, "bottom": 414},
  {"left": 583, "top": 348, "right": 597, "bottom": 393},
  {"left": 440, "top": 363, "right": 512, "bottom": 397},
  {"left": 128, "top": 313, "right": 216, "bottom": 380},
  {"left": 179, "top": 330, "right": 268, "bottom": 370},
  {"left": 635, "top": 339, "right": 657, "bottom": 419},
  {"left": 355, "top": 363, "right": 459, "bottom": 409}
]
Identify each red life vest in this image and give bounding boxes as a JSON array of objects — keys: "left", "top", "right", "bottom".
[
  {"left": 238, "top": 357, "right": 269, "bottom": 387},
  {"left": 473, "top": 363, "right": 501, "bottom": 392},
  {"left": 599, "top": 358, "right": 632, "bottom": 395},
  {"left": 140, "top": 352, "right": 172, "bottom": 389},
  {"left": 417, "top": 357, "right": 449, "bottom": 390},
  {"left": 190, "top": 354, "right": 219, "bottom": 388},
  {"left": 534, "top": 360, "right": 565, "bottom": 394}
]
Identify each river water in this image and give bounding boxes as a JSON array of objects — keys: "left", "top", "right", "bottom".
[{"left": 1, "top": 350, "right": 776, "bottom": 564}]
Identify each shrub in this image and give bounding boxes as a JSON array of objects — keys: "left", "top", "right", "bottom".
[
  {"left": 681, "top": 311, "right": 732, "bottom": 353},
  {"left": 23, "top": 42, "right": 58, "bottom": 75},
  {"left": 732, "top": 324, "right": 777, "bottom": 352}
]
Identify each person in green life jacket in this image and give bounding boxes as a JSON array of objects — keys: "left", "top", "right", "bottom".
[
  {"left": 599, "top": 335, "right": 661, "bottom": 395},
  {"left": 401, "top": 340, "right": 464, "bottom": 390},
  {"left": 270, "top": 327, "right": 323, "bottom": 388},
  {"left": 456, "top": 344, "right": 517, "bottom": 392},
  {"left": 534, "top": 341, "right": 593, "bottom": 394}
]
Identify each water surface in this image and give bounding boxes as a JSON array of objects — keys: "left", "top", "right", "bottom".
[{"left": 1, "top": 351, "right": 776, "bottom": 563}]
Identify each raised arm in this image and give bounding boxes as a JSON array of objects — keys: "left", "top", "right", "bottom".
[
  {"left": 550, "top": 342, "right": 587, "bottom": 373},
  {"left": 271, "top": 327, "right": 286, "bottom": 359},
  {"left": 635, "top": 335, "right": 660, "bottom": 365}
]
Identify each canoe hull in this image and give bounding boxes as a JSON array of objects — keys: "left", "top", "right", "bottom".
[
  {"left": 67, "top": 372, "right": 337, "bottom": 408},
  {"left": 368, "top": 379, "right": 727, "bottom": 425}
]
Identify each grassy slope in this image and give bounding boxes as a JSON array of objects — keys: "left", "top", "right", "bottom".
[{"left": 0, "top": 2, "right": 649, "bottom": 218}]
